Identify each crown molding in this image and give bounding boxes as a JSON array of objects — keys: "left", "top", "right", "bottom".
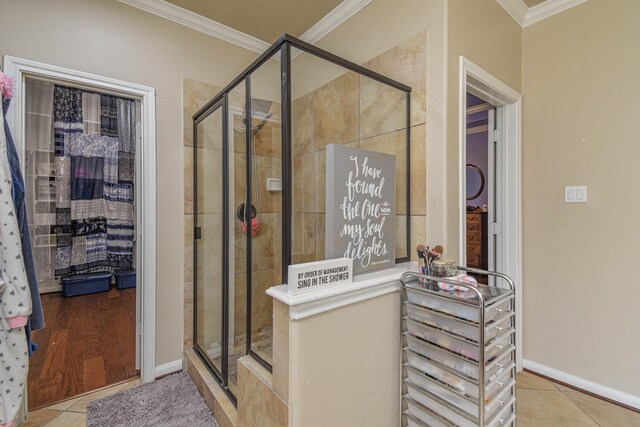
[
  {"left": 523, "top": 0, "right": 588, "bottom": 26},
  {"left": 496, "top": 0, "right": 529, "bottom": 26},
  {"left": 496, "top": 0, "right": 589, "bottom": 27},
  {"left": 117, "top": 0, "right": 270, "bottom": 54},
  {"left": 300, "top": 0, "right": 374, "bottom": 44},
  {"left": 119, "top": 0, "right": 373, "bottom": 55}
]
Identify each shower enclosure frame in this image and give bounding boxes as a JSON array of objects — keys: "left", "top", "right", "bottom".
[{"left": 192, "top": 34, "right": 412, "bottom": 404}]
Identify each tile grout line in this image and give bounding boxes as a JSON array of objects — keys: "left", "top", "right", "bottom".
[
  {"left": 519, "top": 373, "right": 602, "bottom": 426},
  {"left": 34, "top": 378, "right": 142, "bottom": 426},
  {"left": 544, "top": 375, "right": 602, "bottom": 426},
  {"left": 42, "top": 410, "right": 65, "bottom": 427},
  {"left": 519, "top": 384, "right": 603, "bottom": 427},
  {"left": 550, "top": 381, "right": 602, "bottom": 427},
  {"left": 559, "top": 390, "right": 603, "bottom": 427}
]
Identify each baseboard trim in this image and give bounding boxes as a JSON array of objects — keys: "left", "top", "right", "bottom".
[
  {"left": 523, "top": 359, "right": 640, "bottom": 411},
  {"left": 155, "top": 359, "right": 182, "bottom": 378}
]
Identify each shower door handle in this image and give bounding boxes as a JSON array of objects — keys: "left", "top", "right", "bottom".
[{"left": 194, "top": 226, "right": 202, "bottom": 240}]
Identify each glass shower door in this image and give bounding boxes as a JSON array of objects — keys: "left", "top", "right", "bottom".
[
  {"left": 227, "top": 84, "right": 247, "bottom": 396},
  {"left": 193, "top": 101, "right": 224, "bottom": 378},
  {"left": 245, "top": 53, "right": 282, "bottom": 370},
  {"left": 194, "top": 88, "right": 246, "bottom": 401}
]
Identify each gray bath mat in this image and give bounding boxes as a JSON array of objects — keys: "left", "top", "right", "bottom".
[{"left": 87, "top": 372, "right": 218, "bottom": 427}]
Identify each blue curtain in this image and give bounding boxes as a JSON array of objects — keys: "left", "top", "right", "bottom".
[{"left": 53, "top": 86, "right": 136, "bottom": 276}]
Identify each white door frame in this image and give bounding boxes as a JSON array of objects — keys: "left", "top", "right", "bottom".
[
  {"left": 458, "top": 56, "right": 523, "bottom": 371},
  {"left": 486, "top": 107, "right": 504, "bottom": 288},
  {"left": 2, "top": 56, "right": 157, "bottom": 383}
]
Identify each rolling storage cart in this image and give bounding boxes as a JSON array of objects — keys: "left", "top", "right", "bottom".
[{"left": 401, "top": 267, "right": 516, "bottom": 427}]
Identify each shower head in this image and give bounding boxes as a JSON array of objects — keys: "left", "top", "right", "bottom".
[
  {"left": 234, "top": 98, "right": 273, "bottom": 133},
  {"left": 250, "top": 99, "right": 272, "bottom": 118}
]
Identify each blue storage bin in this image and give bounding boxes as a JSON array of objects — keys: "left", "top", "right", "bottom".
[
  {"left": 62, "top": 272, "right": 112, "bottom": 297},
  {"left": 115, "top": 270, "right": 136, "bottom": 289}
]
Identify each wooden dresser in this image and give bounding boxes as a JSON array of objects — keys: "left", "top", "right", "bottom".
[{"left": 466, "top": 211, "right": 488, "bottom": 269}]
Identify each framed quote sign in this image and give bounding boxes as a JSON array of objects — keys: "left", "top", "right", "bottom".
[{"left": 325, "top": 144, "right": 396, "bottom": 274}]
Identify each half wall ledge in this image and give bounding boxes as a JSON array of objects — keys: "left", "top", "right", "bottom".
[{"left": 265, "top": 262, "right": 415, "bottom": 426}]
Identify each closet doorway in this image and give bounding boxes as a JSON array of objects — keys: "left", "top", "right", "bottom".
[
  {"left": 3, "top": 56, "right": 157, "bottom": 411},
  {"left": 464, "top": 92, "right": 497, "bottom": 284}
]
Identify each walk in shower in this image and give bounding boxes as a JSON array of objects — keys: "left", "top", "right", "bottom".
[{"left": 192, "top": 34, "right": 411, "bottom": 403}]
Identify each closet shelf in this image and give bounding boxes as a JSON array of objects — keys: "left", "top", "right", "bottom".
[{"left": 28, "top": 174, "right": 56, "bottom": 178}]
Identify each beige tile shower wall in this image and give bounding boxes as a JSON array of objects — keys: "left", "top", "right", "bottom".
[
  {"left": 232, "top": 112, "right": 282, "bottom": 338},
  {"left": 291, "top": 32, "right": 427, "bottom": 264}
]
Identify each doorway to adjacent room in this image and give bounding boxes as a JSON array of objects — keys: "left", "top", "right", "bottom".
[
  {"left": 458, "top": 56, "right": 522, "bottom": 370},
  {"left": 3, "top": 56, "right": 157, "bottom": 411},
  {"left": 464, "top": 92, "right": 497, "bottom": 284}
]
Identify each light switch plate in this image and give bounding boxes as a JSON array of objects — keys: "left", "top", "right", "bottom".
[{"left": 565, "top": 185, "right": 587, "bottom": 203}]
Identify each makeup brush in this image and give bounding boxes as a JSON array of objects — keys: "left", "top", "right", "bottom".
[
  {"left": 433, "top": 245, "right": 444, "bottom": 255},
  {"left": 425, "top": 245, "right": 431, "bottom": 276},
  {"left": 416, "top": 244, "right": 427, "bottom": 279},
  {"left": 428, "top": 245, "right": 444, "bottom": 262}
]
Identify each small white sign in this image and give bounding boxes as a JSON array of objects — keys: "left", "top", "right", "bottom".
[{"left": 287, "top": 258, "right": 353, "bottom": 295}]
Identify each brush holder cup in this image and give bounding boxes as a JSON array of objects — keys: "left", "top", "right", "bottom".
[
  {"left": 432, "top": 260, "right": 449, "bottom": 277},
  {"left": 445, "top": 260, "right": 457, "bottom": 276}
]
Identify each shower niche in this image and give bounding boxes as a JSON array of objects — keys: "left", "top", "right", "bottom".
[{"left": 192, "top": 34, "right": 411, "bottom": 403}]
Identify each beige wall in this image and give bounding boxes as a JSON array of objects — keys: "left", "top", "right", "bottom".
[
  {"left": 522, "top": 0, "right": 640, "bottom": 396},
  {"left": 446, "top": 0, "right": 522, "bottom": 259},
  {"left": 288, "top": 292, "right": 401, "bottom": 426},
  {"left": 0, "top": 0, "right": 258, "bottom": 367}
]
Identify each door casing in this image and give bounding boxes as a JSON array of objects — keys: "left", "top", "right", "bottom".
[
  {"left": 2, "top": 55, "right": 157, "bottom": 395},
  {"left": 458, "top": 56, "right": 523, "bottom": 371}
]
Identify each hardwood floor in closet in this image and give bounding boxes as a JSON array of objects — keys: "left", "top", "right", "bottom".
[{"left": 28, "top": 287, "right": 138, "bottom": 409}]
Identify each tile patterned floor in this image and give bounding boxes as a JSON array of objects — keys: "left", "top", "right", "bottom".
[
  {"left": 21, "top": 371, "right": 640, "bottom": 426},
  {"left": 22, "top": 379, "right": 141, "bottom": 427},
  {"left": 516, "top": 371, "right": 640, "bottom": 427}
]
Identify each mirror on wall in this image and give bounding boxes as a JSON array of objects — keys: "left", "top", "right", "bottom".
[{"left": 466, "top": 163, "right": 485, "bottom": 200}]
